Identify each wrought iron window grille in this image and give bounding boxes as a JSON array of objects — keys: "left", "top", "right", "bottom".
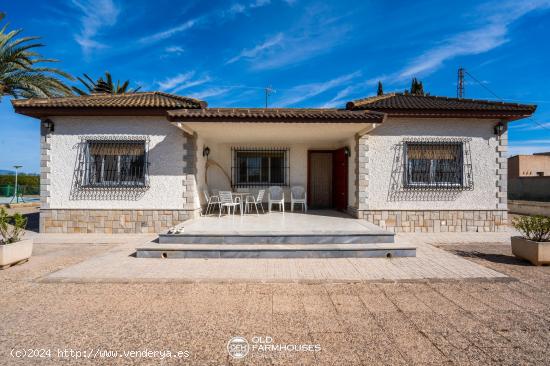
[
  {"left": 400, "top": 138, "right": 473, "bottom": 191},
  {"left": 231, "top": 147, "right": 289, "bottom": 188},
  {"left": 75, "top": 136, "right": 150, "bottom": 189}
]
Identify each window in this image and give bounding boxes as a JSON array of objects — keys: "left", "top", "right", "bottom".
[
  {"left": 232, "top": 148, "right": 288, "bottom": 187},
  {"left": 85, "top": 140, "right": 147, "bottom": 187},
  {"left": 405, "top": 142, "right": 464, "bottom": 188}
]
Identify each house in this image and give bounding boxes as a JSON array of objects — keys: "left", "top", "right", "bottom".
[
  {"left": 508, "top": 153, "right": 550, "bottom": 178},
  {"left": 508, "top": 153, "right": 550, "bottom": 202},
  {"left": 12, "top": 92, "right": 536, "bottom": 234}
]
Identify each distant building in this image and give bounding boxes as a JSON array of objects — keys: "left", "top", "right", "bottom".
[
  {"left": 508, "top": 153, "right": 550, "bottom": 178},
  {"left": 508, "top": 153, "right": 550, "bottom": 202}
]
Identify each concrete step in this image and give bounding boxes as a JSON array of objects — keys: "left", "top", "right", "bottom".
[
  {"left": 158, "top": 233, "right": 395, "bottom": 245},
  {"left": 136, "top": 243, "right": 416, "bottom": 259}
]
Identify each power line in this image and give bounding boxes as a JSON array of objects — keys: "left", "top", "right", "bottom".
[
  {"left": 463, "top": 70, "right": 502, "bottom": 100},
  {"left": 462, "top": 69, "right": 550, "bottom": 132}
]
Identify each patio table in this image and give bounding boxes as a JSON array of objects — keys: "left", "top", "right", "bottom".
[{"left": 232, "top": 192, "right": 250, "bottom": 215}]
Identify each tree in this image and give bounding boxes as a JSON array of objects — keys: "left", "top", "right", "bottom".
[
  {"left": 72, "top": 72, "right": 141, "bottom": 95},
  {"left": 0, "top": 12, "right": 73, "bottom": 99},
  {"left": 409, "top": 77, "right": 425, "bottom": 95},
  {"left": 377, "top": 81, "right": 383, "bottom": 96}
]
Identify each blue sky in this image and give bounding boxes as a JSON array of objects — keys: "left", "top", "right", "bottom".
[{"left": 1, "top": 0, "right": 550, "bottom": 173}]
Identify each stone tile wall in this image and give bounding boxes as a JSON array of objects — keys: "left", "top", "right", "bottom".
[
  {"left": 496, "top": 122, "right": 508, "bottom": 210},
  {"left": 358, "top": 210, "right": 508, "bottom": 233},
  {"left": 40, "top": 123, "right": 51, "bottom": 210},
  {"left": 40, "top": 209, "right": 192, "bottom": 233}
]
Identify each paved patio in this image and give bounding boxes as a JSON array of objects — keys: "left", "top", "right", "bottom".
[
  {"left": 178, "top": 210, "right": 389, "bottom": 235},
  {"left": 39, "top": 232, "right": 507, "bottom": 283}
]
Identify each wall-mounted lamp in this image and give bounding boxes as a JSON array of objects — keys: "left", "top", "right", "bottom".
[
  {"left": 494, "top": 121, "right": 505, "bottom": 136},
  {"left": 344, "top": 146, "right": 351, "bottom": 157},
  {"left": 41, "top": 119, "right": 54, "bottom": 133},
  {"left": 202, "top": 146, "right": 210, "bottom": 157}
]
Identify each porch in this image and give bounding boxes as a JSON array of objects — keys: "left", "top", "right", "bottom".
[{"left": 167, "top": 109, "right": 383, "bottom": 213}]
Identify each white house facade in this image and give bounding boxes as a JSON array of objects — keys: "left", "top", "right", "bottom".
[{"left": 12, "top": 92, "right": 536, "bottom": 234}]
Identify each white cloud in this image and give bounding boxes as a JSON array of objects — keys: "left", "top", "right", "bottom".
[
  {"left": 165, "top": 46, "right": 184, "bottom": 55},
  {"left": 171, "top": 76, "right": 211, "bottom": 93},
  {"left": 227, "top": 8, "right": 351, "bottom": 70},
  {"left": 276, "top": 71, "right": 361, "bottom": 107},
  {"left": 72, "top": 0, "right": 120, "bottom": 54},
  {"left": 157, "top": 72, "right": 195, "bottom": 91},
  {"left": 190, "top": 87, "right": 232, "bottom": 100},
  {"left": 511, "top": 120, "right": 550, "bottom": 131},
  {"left": 507, "top": 141, "right": 550, "bottom": 156},
  {"left": 393, "top": 0, "right": 550, "bottom": 81},
  {"left": 140, "top": 18, "right": 201, "bottom": 44},
  {"left": 319, "top": 77, "right": 381, "bottom": 108},
  {"left": 226, "top": 33, "right": 284, "bottom": 64},
  {"left": 157, "top": 72, "right": 212, "bottom": 94},
  {"left": 141, "top": 0, "right": 279, "bottom": 44}
]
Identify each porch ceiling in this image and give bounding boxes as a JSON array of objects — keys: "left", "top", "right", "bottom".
[{"left": 173, "top": 122, "right": 377, "bottom": 143}]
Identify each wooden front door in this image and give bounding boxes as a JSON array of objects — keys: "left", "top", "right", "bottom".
[
  {"left": 332, "top": 148, "right": 348, "bottom": 211},
  {"left": 308, "top": 152, "right": 333, "bottom": 208}
]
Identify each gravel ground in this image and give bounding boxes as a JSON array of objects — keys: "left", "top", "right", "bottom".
[{"left": 1, "top": 239, "right": 549, "bottom": 365}]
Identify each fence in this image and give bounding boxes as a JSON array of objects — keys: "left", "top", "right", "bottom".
[
  {"left": 0, "top": 185, "right": 40, "bottom": 197},
  {"left": 508, "top": 177, "right": 550, "bottom": 202}
]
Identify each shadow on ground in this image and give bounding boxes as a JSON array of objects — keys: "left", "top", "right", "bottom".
[{"left": 447, "top": 249, "right": 532, "bottom": 266}]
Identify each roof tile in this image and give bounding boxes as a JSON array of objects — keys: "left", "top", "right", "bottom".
[
  {"left": 346, "top": 93, "right": 536, "bottom": 119},
  {"left": 12, "top": 92, "right": 207, "bottom": 109},
  {"left": 166, "top": 108, "right": 385, "bottom": 123}
]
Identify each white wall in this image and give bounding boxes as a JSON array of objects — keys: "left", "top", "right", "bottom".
[
  {"left": 366, "top": 117, "right": 499, "bottom": 210},
  {"left": 48, "top": 116, "right": 186, "bottom": 210}
]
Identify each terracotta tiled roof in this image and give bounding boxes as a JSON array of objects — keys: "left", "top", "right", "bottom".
[
  {"left": 166, "top": 108, "right": 385, "bottom": 123},
  {"left": 346, "top": 93, "right": 536, "bottom": 120},
  {"left": 12, "top": 92, "right": 206, "bottom": 117}
]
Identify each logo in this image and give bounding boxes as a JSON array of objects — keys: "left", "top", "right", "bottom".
[{"left": 227, "top": 337, "right": 249, "bottom": 359}]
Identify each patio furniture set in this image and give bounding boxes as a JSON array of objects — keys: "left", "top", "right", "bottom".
[{"left": 203, "top": 186, "right": 307, "bottom": 217}]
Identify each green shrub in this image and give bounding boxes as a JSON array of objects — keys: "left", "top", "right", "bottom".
[
  {"left": 512, "top": 215, "right": 550, "bottom": 242},
  {"left": 0, "top": 208, "right": 27, "bottom": 244}
]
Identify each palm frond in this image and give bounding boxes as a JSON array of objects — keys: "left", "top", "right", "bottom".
[{"left": 0, "top": 15, "right": 73, "bottom": 98}]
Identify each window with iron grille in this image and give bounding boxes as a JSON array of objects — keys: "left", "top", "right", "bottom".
[
  {"left": 84, "top": 140, "right": 148, "bottom": 187},
  {"left": 405, "top": 142, "right": 465, "bottom": 188},
  {"left": 231, "top": 148, "right": 289, "bottom": 188}
]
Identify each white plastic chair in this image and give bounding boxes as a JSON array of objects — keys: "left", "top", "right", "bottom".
[
  {"left": 218, "top": 191, "right": 241, "bottom": 217},
  {"left": 291, "top": 186, "right": 307, "bottom": 212},
  {"left": 245, "top": 189, "right": 265, "bottom": 216},
  {"left": 203, "top": 190, "right": 220, "bottom": 216},
  {"left": 268, "top": 186, "right": 285, "bottom": 213}
]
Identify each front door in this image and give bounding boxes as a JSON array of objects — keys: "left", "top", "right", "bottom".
[
  {"left": 308, "top": 152, "right": 333, "bottom": 208},
  {"left": 332, "top": 148, "right": 348, "bottom": 211}
]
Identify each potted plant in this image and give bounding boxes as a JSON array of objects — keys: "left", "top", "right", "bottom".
[
  {"left": 511, "top": 215, "right": 550, "bottom": 266},
  {"left": 0, "top": 208, "right": 32, "bottom": 269}
]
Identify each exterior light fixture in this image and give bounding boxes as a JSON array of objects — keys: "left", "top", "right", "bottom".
[
  {"left": 344, "top": 146, "right": 351, "bottom": 157},
  {"left": 42, "top": 119, "right": 54, "bottom": 133},
  {"left": 203, "top": 146, "right": 210, "bottom": 157},
  {"left": 494, "top": 121, "right": 504, "bottom": 136}
]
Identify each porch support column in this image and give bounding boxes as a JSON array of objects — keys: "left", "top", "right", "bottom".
[
  {"left": 355, "top": 134, "right": 369, "bottom": 212},
  {"left": 182, "top": 131, "right": 201, "bottom": 218}
]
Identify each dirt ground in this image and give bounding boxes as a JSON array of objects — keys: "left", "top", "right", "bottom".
[
  {"left": 0, "top": 207, "right": 549, "bottom": 365},
  {"left": 0, "top": 240, "right": 548, "bottom": 365}
]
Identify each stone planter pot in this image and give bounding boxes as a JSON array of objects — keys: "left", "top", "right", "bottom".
[
  {"left": 0, "top": 239, "right": 33, "bottom": 269},
  {"left": 511, "top": 236, "right": 550, "bottom": 266}
]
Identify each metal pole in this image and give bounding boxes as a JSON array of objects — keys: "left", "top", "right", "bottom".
[
  {"left": 12, "top": 165, "right": 22, "bottom": 203},
  {"left": 457, "top": 67, "right": 464, "bottom": 98}
]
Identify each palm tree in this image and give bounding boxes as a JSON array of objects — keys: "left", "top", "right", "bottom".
[
  {"left": 0, "top": 12, "right": 73, "bottom": 99},
  {"left": 72, "top": 72, "right": 141, "bottom": 95}
]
